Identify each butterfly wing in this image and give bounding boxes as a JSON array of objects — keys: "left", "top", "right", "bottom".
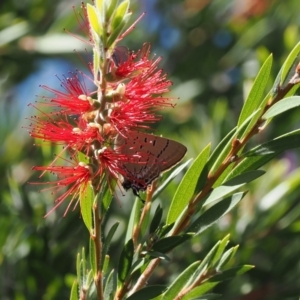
[{"left": 117, "top": 132, "right": 187, "bottom": 194}]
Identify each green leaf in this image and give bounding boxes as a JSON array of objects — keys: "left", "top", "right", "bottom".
[
  {"left": 101, "top": 179, "right": 114, "bottom": 217},
  {"left": 210, "top": 265, "right": 254, "bottom": 282},
  {"left": 167, "top": 144, "right": 211, "bottom": 225},
  {"left": 79, "top": 183, "right": 93, "bottom": 232},
  {"left": 222, "top": 170, "right": 265, "bottom": 185},
  {"left": 102, "top": 255, "right": 110, "bottom": 274},
  {"left": 111, "top": 0, "right": 129, "bottom": 29},
  {"left": 152, "top": 234, "right": 193, "bottom": 253},
  {"left": 182, "top": 266, "right": 253, "bottom": 300},
  {"left": 107, "top": 12, "right": 131, "bottom": 48},
  {"left": 145, "top": 251, "right": 171, "bottom": 261},
  {"left": 158, "top": 223, "right": 174, "bottom": 238},
  {"left": 262, "top": 96, "right": 300, "bottom": 119},
  {"left": 216, "top": 245, "right": 239, "bottom": 270},
  {"left": 126, "top": 286, "right": 166, "bottom": 300},
  {"left": 150, "top": 205, "right": 163, "bottom": 234},
  {"left": 95, "top": 0, "right": 104, "bottom": 16},
  {"left": 227, "top": 129, "right": 300, "bottom": 180},
  {"left": 204, "top": 170, "right": 265, "bottom": 207},
  {"left": 104, "top": 269, "right": 117, "bottom": 300},
  {"left": 211, "top": 234, "right": 230, "bottom": 267},
  {"left": 89, "top": 237, "right": 96, "bottom": 276},
  {"left": 161, "top": 261, "right": 201, "bottom": 300},
  {"left": 189, "top": 241, "right": 221, "bottom": 284},
  {"left": 237, "top": 54, "right": 273, "bottom": 128},
  {"left": 86, "top": 3, "right": 102, "bottom": 37},
  {"left": 280, "top": 41, "right": 300, "bottom": 85},
  {"left": 76, "top": 253, "right": 81, "bottom": 288},
  {"left": 181, "top": 282, "right": 219, "bottom": 299},
  {"left": 154, "top": 159, "right": 192, "bottom": 200},
  {"left": 130, "top": 258, "right": 147, "bottom": 274},
  {"left": 69, "top": 280, "right": 78, "bottom": 300},
  {"left": 209, "top": 109, "right": 259, "bottom": 176},
  {"left": 125, "top": 197, "right": 143, "bottom": 243},
  {"left": 244, "top": 132, "right": 300, "bottom": 156},
  {"left": 106, "top": 0, "right": 119, "bottom": 21},
  {"left": 81, "top": 248, "right": 86, "bottom": 277},
  {"left": 118, "top": 239, "right": 134, "bottom": 284},
  {"left": 225, "top": 154, "right": 278, "bottom": 182},
  {"left": 101, "top": 222, "right": 119, "bottom": 268},
  {"left": 207, "top": 127, "right": 236, "bottom": 173},
  {"left": 183, "top": 293, "right": 221, "bottom": 300},
  {"left": 85, "top": 270, "right": 94, "bottom": 291},
  {"left": 187, "top": 192, "right": 246, "bottom": 235}
]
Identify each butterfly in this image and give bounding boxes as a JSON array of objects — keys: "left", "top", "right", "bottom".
[{"left": 116, "top": 132, "right": 187, "bottom": 196}]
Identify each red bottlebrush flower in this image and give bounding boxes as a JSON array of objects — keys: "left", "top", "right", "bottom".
[
  {"left": 28, "top": 113, "right": 103, "bottom": 154},
  {"left": 110, "top": 43, "right": 153, "bottom": 79},
  {"left": 39, "top": 72, "right": 95, "bottom": 116},
  {"left": 32, "top": 160, "right": 93, "bottom": 216},
  {"left": 108, "top": 50, "right": 174, "bottom": 134},
  {"left": 97, "top": 147, "right": 137, "bottom": 183}
]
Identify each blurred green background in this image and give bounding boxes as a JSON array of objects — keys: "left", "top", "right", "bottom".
[{"left": 1, "top": 0, "right": 300, "bottom": 299}]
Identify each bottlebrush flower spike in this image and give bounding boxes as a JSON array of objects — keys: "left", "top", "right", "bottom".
[
  {"left": 39, "top": 72, "right": 95, "bottom": 115},
  {"left": 32, "top": 160, "right": 93, "bottom": 216},
  {"left": 107, "top": 44, "right": 174, "bottom": 134},
  {"left": 28, "top": 1, "right": 186, "bottom": 216}
]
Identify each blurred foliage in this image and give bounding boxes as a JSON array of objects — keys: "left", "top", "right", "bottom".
[{"left": 1, "top": 0, "right": 300, "bottom": 299}]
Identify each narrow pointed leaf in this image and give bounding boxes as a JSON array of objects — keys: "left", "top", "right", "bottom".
[
  {"left": 150, "top": 205, "right": 163, "bottom": 234},
  {"left": 181, "top": 282, "right": 219, "bottom": 299},
  {"left": 101, "top": 180, "right": 114, "bottom": 216},
  {"left": 244, "top": 132, "right": 300, "bottom": 156},
  {"left": 159, "top": 223, "right": 174, "bottom": 238},
  {"left": 216, "top": 245, "right": 239, "bottom": 270},
  {"left": 80, "top": 184, "right": 93, "bottom": 231},
  {"left": 126, "top": 286, "right": 166, "bottom": 300},
  {"left": 76, "top": 253, "right": 81, "bottom": 288},
  {"left": 118, "top": 239, "right": 134, "bottom": 283},
  {"left": 187, "top": 192, "right": 246, "bottom": 235},
  {"left": 262, "top": 96, "right": 300, "bottom": 119},
  {"left": 89, "top": 237, "right": 96, "bottom": 275},
  {"left": 207, "top": 127, "right": 236, "bottom": 170},
  {"left": 225, "top": 154, "right": 279, "bottom": 182},
  {"left": 107, "top": 16, "right": 130, "bottom": 48},
  {"left": 167, "top": 144, "right": 211, "bottom": 224},
  {"left": 125, "top": 197, "right": 143, "bottom": 243},
  {"left": 280, "top": 41, "right": 300, "bottom": 85},
  {"left": 211, "top": 234, "right": 230, "bottom": 267},
  {"left": 86, "top": 4, "right": 102, "bottom": 36},
  {"left": 210, "top": 265, "right": 254, "bottom": 282},
  {"left": 154, "top": 159, "right": 192, "bottom": 199},
  {"left": 70, "top": 280, "right": 78, "bottom": 300},
  {"left": 111, "top": 0, "right": 129, "bottom": 30},
  {"left": 209, "top": 110, "right": 259, "bottom": 175},
  {"left": 189, "top": 241, "right": 221, "bottom": 284},
  {"left": 101, "top": 222, "right": 119, "bottom": 268},
  {"left": 183, "top": 293, "right": 221, "bottom": 300},
  {"left": 222, "top": 170, "right": 265, "bottom": 185},
  {"left": 161, "top": 261, "right": 201, "bottom": 300},
  {"left": 106, "top": 0, "right": 119, "bottom": 20},
  {"left": 203, "top": 183, "right": 245, "bottom": 206},
  {"left": 104, "top": 269, "right": 117, "bottom": 300},
  {"left": 146, "top": 251, "right": 171, "bottom": 261},
  {"left": 152, "top": 234, "right": 193, "bottom": 253},
  {"left": 237, "top": 54, "right": 273, "bottom": 128}
]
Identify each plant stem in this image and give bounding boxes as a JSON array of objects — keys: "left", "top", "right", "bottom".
[
  {"left": 132, "top": 185, "right": 154, "bottom": 248},
  {"left": 92, "top": 201, "right": 104, "bottom": 300}
]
